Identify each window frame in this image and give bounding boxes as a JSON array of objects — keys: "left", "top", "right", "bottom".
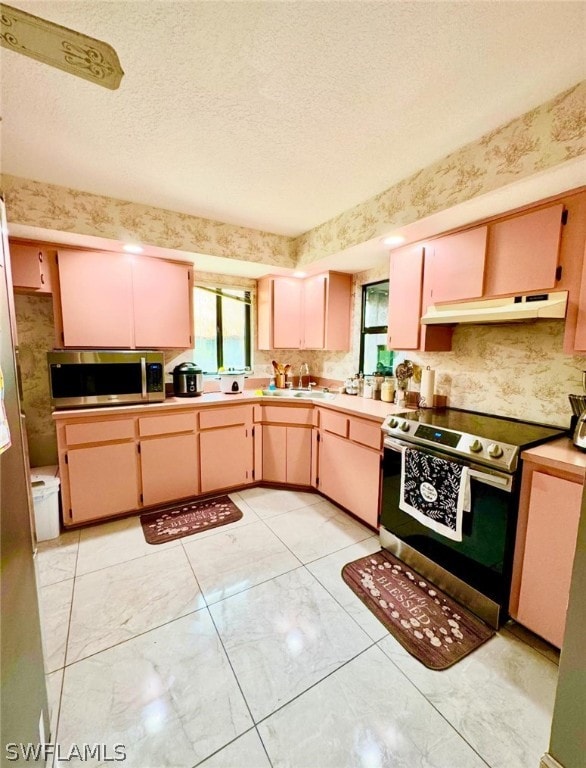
[
  {"left": 195, "top": 285, "right": 252, "bottom": 373},
  {"left": 358, "top": 279, "right": 389, "bottom": 374}
]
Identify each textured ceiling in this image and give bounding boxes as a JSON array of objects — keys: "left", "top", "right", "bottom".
[{"left": 1, "top": 1, "right": 585, "bottom": 237}]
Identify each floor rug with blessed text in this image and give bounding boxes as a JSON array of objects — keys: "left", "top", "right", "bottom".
[
  {"left": 342, "top": 549, "right": 495, "bottom": 670},
  {"left": 140, "top": 495, "right": 243, "bottom": 544}
]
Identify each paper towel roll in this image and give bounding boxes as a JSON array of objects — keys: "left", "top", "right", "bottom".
[{"left": 420, "top": 367, "right": 435, "bottom": 408}]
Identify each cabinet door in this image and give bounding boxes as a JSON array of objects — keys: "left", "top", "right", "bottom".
[
  {"left": 133, "top": 258, "right": 192, "bottom": 348},
  {"left": 262, "top": 425, "right": 287, "bottom": 483},
  {"left": 286, "top": 427, "right": 312, "bottom": 486},
  {"left": 323, "top": 272, "right": 352, "bottom": 351},
  {"left": 58, "top": 250, "right": 134, "bottom": 347},
  {"left": 424, "top": 227, "right": 487, "bottom": 304},
  {"left": 10, "top": 243, "right": 47, "bottom": 291},
  {"left": 516, "top": 471, "right": 581, "bottom": 648},
  {"left": 302, "top": 275, "right": 326, "bottom": 349},
  {"left": 272, "top": 278, "right": 302, "bottom": 349},
  {"left": 484, "top": 204, "right": 563, "bottom": 298},
  {"left": 319, "top": 432, "right": 380, "bottom": 528},
  {"left": 67, "top": 442, "right": 139, "bottom": 524},
  {"left": 387, "top": 244, "right": 424, "bottom": 350},
  {"left": 200, "top": 426, "right": 253, "bottom": 493},
  {"left": 141, "top": 433, "right": 199, "bottom": 506},
  {"left": 574, "top": 241, "right": 586, "bottom": 351}
]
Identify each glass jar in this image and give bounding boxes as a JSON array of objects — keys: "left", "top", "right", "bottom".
[{"left": 381, "top": 377, "right": 395, "bottom": 403}]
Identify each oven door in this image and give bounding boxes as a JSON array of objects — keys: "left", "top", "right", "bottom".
[{"left": 380, "top": 436, "right": 519, "bottom": 627}]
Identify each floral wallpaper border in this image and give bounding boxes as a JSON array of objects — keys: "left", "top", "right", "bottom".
[{"left": 0, "top": 176, "right": 295, "bottom": 269}]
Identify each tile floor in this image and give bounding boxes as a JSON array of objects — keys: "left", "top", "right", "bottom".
[{"left": 35, "top": 488, "right": 560, "bottom": 768}]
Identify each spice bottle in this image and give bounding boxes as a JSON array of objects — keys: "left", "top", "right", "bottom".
[
  {"left": 373, "top": 374, "right": 384, "bottom": 401},
  {"left": 363, "top": 376, "right": 374, "bottom": 399}
]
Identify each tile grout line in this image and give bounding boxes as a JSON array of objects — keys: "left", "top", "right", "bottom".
[
  {"left": 203, "top": 603, "right": 275, "bottom": 768},
  {"left": 174, "top": 537, "right": 277, "bottom": 768},
  {"left": 180, "top": 495, "right": 377, "bottom": 765},
  {"left": 53, "top": 504, "right": 310, "bottom": 671},
  {"left": 374, "top": 637, "right": 493, "bottom": 768},
  {"left": 252, "top": 641, "right": 379, "bottom": 729},
  {"left": 49, "top": 528, "right": 81, "bottom": 750},
  {"left": 189, "top": 726, "right": 266, "bottom": 768}
]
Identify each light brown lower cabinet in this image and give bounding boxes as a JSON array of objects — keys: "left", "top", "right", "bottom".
[
  {"left": 140, "top": 434, "right": 199, "bottom": 506},
  {"left": 56, "top": 401, "right": 382, "bottom": 529},
  {"left": 199, "top": 405, "right": 254, "bottom": 493},
  {"left": 510, "top": 461, "right": 582, "bottom": 648},
  {"left": 200, "top": 425, "right": 253, "bottom": 493},
  {"left": 317, "top": 409, "right": 382, "bottom": 528},
  {"left": 67, "top": 442, "right": 140, "bottom": 525},
  {"left": 262, "top": 425, "right": 312, "bottom": 486},
  {"left": 318, "top": 431, "right": 381, "bottom": 528}
]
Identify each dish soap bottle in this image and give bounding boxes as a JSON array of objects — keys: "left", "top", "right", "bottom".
[{"left": 269, "top": 376, "right": 276, "bottom": 391}]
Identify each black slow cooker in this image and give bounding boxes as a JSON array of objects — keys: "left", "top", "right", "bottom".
[{"left": 173, "top": 362, "right": 203, "bottom": 397}]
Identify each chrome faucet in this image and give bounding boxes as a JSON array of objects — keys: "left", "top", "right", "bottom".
[{"left": 298, "top": 362, "right": 310, "bottom": 390}]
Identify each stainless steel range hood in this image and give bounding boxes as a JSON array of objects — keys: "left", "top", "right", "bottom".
[{"left": 421, "top": 291, "right": 568, "bottom": 325}]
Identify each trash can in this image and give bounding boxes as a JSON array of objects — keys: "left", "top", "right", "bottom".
[{"left": 30, "top": 465, "right": 61, "bottom": 542}]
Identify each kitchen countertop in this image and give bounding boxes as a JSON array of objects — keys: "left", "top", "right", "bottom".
[
  {"left": 521, "top": 437, "right": 586, "bottom": 480},
  {"left": 52, "top": 390, "right": 409, "bottom": 423}
]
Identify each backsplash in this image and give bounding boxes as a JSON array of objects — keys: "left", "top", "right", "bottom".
[
  {"left": 392, "top": 322, "right": 586, "bottom": 428},
  {"left": 14, "top": 294, "right": 58, "bottom": 466}
]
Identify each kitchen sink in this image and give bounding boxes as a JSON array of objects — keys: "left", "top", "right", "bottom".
[{"left": 261, "top": 389, "right": 335, "bottom": 400}]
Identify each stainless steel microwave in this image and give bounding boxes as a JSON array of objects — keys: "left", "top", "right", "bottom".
[{"left": 47, "top": 350, "right": 165, "bottom": 409}]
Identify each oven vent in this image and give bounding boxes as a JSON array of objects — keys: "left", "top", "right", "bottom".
[{"left": 421, "top": 291, "right": 568, "bottom": 325}]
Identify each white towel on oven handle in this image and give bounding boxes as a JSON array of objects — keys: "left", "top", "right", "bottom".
[{"left": 399, "top": 446, "right": 470, "bottom": 542}]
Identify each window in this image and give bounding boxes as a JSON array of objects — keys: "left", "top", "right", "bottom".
[
  {"left": 359, "top": 280, "right": 393, "bottom": 375},
  {"left": 194, "top": 286, "right": 252, "bottom": 373}
]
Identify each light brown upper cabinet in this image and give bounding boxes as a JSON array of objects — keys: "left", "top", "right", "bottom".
[
  {"left": 484, "top": 204, "right": 563, "bottom": 297},
  {"left": 57, "top": 249, "right": 192, "bottom": 349},
  {"left": 387, "top": 243, "right": 453, "bottom": 352},
  {"left": 387, "top": 243, "right": 424, "bottom": 350},
  {"left": 10, "top": 242, "right": 54, "bottom": 294},
  {"left": 257, "top": 272, "right": 352, "bottom": 350},
  {"left": 132, "top": 258, "right": 192, "bottom": 348},
  {"left": 423, "top": 227, "right": 488, "bottom": 305},
  {"left": 258, "top": 276, "right": 303, "bottom": 349}
]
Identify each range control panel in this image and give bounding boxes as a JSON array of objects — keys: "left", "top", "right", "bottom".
[
  {"left": 414, "top": 424, "right": 461, "bottom": 448},
  {"left": 381, "top": 414, "right": 518, "bottom": 472}
]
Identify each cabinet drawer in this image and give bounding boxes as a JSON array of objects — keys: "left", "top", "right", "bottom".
[
  {"left": 139, "top": 412, "right": 197, "bottom": 437},
  {"left": 349, "top": 418, "right": 382, "bottom": 450},
  {"left": 199, "top": 405, "right": 251, "bottom": 430},
  {"left": 65, "top": 419, "right": 135, "bottom": 446},
  {"left": 257, "top": 404, "right": 313, "bottom": 426},
  {"left": 320, "top": 409, "right": 348, "bottom": 437}
]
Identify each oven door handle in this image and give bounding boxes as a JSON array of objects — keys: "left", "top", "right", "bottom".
[{"left": 383, "top": 437, "right": 513, "bottom": 492}]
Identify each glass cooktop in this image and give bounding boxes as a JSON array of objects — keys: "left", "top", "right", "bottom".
[{"left": 400, "top": 408, "right": 566, "bottom": 448}]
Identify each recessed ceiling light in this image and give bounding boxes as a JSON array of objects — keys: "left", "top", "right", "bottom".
[
  {"left": 383, "top": 235, "right": 405, "bottom": 246},
  {"left": 123, "top": 244, "right": 143, "bottom": 254},
  {"left": 293, "top": 271, "right": 307, "bottom": 278}
]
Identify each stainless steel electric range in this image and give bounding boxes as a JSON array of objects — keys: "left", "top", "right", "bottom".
[{"left": 380, "top": 408, "right": 566, "bottom": 628}]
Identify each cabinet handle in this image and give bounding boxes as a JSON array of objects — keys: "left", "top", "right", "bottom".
[
  {"left": 140, "top": 357, "right": 147, "bottom": 399},
  {"left": 38, "top": 251, "right": 43, "bottom": 262},
  {"left": 40, "top": 274, "right": 45, "bottom": 285}
]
